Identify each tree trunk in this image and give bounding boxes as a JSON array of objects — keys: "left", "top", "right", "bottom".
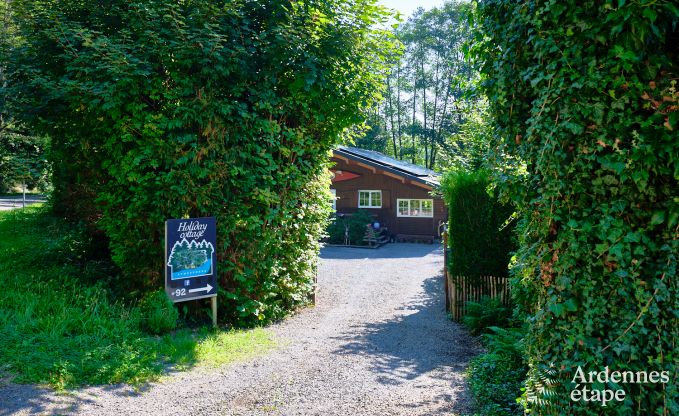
[
  {"left": 396, "top": 63, "right": 403, "bottom": 159},
  {"left": 420, "top": 58, "right": 428, "bottom": 168},
  {"left": 386, "top": 73, "right": 398, "bottom": 158},
  {"left": 411, "top": 64, "right": 417, "bottom": 164},
  {"left": 430, "top": 54, "right": 441, "bottom": 170}
]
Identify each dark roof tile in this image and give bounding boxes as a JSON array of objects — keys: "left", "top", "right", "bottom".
[{"left": 334, "top": 146, "right": 440, "bottom": 186}]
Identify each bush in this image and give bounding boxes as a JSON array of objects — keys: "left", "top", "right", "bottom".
[
  {"left": 462, "top": 296, "right": 512, "bottom": 335},
  {"left": 481, "top": 326, "right": 526, "bottom": 363},
  {"left": 475, "top": 1, "right": 678, "bottom": 413},
  {"left": 467, "top": 352, "right": 526, "bottom": 416},
  {"left": 6, "top": 0, "right": 397, "bottom": 325},
  {"left": 441, "top": 170, "right": 515, "bottom": 279},
  {"left": 468, "top": 326, "right": 527, "bottom": 416},
  {"left": 0, "top": 208, "right": 279, "bottom": 388},
  {"left": 140, "top": 290, "right": 179, "bottom": 335},
  {"left": 326, "top": 210, "right": 374, "bottom": 245}
]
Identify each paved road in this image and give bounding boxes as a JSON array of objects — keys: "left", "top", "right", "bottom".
[
  {"left": 1, "top": 244, "right": 479, "bottom": 415},
  {"left": 0, "top": 195, "right": 47, "bottom": 211}
]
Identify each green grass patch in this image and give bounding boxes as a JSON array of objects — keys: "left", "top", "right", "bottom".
[
  {"left": 0, "top": 207, "right": 276, "bottom": 390},
  {"left": 159, "top": 327, "right": 275, "bottom": 370}
]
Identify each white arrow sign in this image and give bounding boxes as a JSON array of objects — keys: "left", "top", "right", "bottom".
[{"left": 189, "top": 284, "right": 213, "bottom": 294}]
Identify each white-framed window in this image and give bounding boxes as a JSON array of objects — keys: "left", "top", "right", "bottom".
[
  {"left": 358, "top": 190, "right": 382, "bottom": 208},
  {"left": 330, "top": 189, "right": 337, "bottom": 211},
  {"left": 397, "top": 199, "right": 434, "bottom": 218}
]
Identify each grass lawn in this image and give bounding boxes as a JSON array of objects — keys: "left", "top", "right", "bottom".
[{"left": 0, "top": 207, "right": 276, "bottom": 390}]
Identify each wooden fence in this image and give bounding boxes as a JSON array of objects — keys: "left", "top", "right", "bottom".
[
  {"left": 442, "top": 232, "right": 511, "bottom": 321},
  {"left": 446, "top": 274, "right": 511, "bottom": 321}
]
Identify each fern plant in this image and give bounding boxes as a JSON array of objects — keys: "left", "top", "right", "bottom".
[{"left": 462, "top": 296, "right": 512, "bottom": 335}]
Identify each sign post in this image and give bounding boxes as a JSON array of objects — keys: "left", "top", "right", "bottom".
[{"left": 165, "top": 217, "right": 218, "bottom": 327}]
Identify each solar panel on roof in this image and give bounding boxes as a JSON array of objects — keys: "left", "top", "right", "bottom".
[{"left": 338, "top": 146, "right": 440, "bottom": 177}]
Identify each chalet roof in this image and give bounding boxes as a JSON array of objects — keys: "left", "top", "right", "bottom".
[{"left": 333, "top": 146, "right": 441, "bottom": 187}]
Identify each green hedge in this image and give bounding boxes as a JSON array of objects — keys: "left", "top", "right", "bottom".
[
  {"left": 441, "top": 170, "right": 515, "bottom": 278},
  {"left": 5, "top": 0, "right": 396, "bottom": 325},
  {"left": 475, "top": 1, "right": 678, "bottom": 413}
]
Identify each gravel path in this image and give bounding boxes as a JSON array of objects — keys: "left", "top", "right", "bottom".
[{"left": 1, "top": 244, "right": 479, "bottom": 416}]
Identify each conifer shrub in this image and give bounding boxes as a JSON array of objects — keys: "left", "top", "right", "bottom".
[{"left": 440, "top": 170, "right": 515, "bottom": 278}]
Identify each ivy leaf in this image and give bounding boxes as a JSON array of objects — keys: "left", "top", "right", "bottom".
[
  {"left": 650, "top": 211, "right": 666, "bottom": 225},
  {"left": 642, "top": 8, "right": 657, "bottom": 22}
]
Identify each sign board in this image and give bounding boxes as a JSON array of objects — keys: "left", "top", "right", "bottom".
[{"left": 165, "top": 217, "right": 218, "bottom": 303}]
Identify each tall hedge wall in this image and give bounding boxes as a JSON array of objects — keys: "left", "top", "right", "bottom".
[
  {"left": 5, "top": 0, "right": 396, "bottom": 325},
  {"left": 475, "top": 1, "right": 678, "bottom": 414},
  {"left": 441, "top": 170, "right": 515, "bottom": 279}
]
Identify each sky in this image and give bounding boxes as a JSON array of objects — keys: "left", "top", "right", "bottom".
[{"left": 378, "top": 0, "right": 447, "bottom": 21}]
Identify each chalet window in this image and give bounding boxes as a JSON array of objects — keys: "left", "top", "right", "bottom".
[
  {"left": 330, "top": 189, "right": 337, "bottom": 211},
  {"left": 397, "top": 199, "right": 433, "bottom": 218},
  {"left": 358, "top": 190, "right": 382, "bottom": 208}
]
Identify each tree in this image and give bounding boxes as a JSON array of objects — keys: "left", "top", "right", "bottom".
[
  {"left": 6, "top": 0, "right": 398, "bottom": 324},
  {"left": 0, "top": 130, "right": 50, "bottom": 193},
  {"left": 361, "top": 1, "right": 479, "bottom": 171},
  {"left": 0, "top": 0, "right": 50, "bottom": 194}
]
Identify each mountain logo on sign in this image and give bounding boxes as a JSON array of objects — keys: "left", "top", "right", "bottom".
[{"left": 168, "top": 238, "right": 215, "bottom": 280}]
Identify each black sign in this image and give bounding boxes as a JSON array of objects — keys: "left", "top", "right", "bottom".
[{"left": 165, "top": 217, "right": 217, "bottom": 303}]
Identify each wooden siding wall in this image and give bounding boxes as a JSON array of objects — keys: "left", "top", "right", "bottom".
[{"left": 330, "top": 157, "right": 447, "bottom": 237}]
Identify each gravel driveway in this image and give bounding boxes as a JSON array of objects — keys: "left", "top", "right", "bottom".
[{"left": 1, "top": 243, "right": 479, "bottom": 415}]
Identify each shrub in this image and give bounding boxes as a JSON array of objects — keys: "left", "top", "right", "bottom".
[
  {"left": 481, "top": 326, "right": 526, "bottom": 363},
  {"left": 467, "top": 352, "right": 526, "bottom": 416},
  {"left": 475, "top": 1, "right": 678, "bottom": 413},
  {"left": 140, "top": 290, "right": 179, "bottom": 335},
  {"left": 462, "top": 296, "right": 512, "bottom": 335},
  {"left": 326, "top": 210, "right": 374, "bottom": 245},
  {"left": 441, "top": 170, "right": 515, "bottom": 278},
  {"left": 467, "top": 326, "right": 527, "bottom": 416},
  {"left": 6, "top": 0, "right": 397, "bottom": 325}
]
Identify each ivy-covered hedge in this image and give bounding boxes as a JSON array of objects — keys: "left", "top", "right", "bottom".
[
  {"left": 441, "top": 170, "right": 515, "bottom": 278},
  {"left": 475, "top": 1, "right": 678, "bottom": 414},
  {"left": 5, "top": 0, "right": 396, "bottom": 325}
]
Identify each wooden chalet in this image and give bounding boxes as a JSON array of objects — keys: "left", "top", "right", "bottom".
[{"left": 330, "top": 146, "right": 446, "bottom": 242}]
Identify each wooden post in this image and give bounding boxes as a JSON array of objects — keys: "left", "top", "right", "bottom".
[
  {"left": 460, "top": 276, "right": 464, "bottom": 320},
  {"left": 211, "top": 296, "right": 218, "bottom": 329},
  {"left": 456, "top": 276, "right": 461, "bottom": 321},
  {"left": 452, "top": 276, "right": 457, "bottom": 321},
  {"left": 442, "top": 231, "right": 449, "bottom": 313}
]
